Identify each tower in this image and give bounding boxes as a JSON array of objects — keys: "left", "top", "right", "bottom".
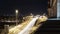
[{"left": 48, "top": 0, "right": 57, "bottom": 18}]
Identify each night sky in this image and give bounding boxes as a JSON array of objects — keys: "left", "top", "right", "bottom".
[{"left": 0, "top": 0, "right": 48, "bottom": 16}]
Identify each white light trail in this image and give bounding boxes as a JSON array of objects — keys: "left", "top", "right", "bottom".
[{"left": 18, "top": 16, "right": 38, "bottom": 34}]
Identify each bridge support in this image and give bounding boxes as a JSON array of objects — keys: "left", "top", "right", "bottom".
[{"left": 4, "top": 25, "right": 9, "bottom": 34}]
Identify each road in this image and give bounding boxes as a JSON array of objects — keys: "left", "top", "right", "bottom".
[
  {"left": 18, "top": 16, "right": 38, "bottom": 34},
  {"left": 8, "top": 16, "right": 47, "bottom": 34}
]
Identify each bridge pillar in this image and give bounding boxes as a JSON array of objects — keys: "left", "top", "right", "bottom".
[{"left": 4, "top": 25, "right": 9, "bottom": 34}]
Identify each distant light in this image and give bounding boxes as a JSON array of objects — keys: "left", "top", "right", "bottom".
[{"left": 16, "top": 10, "right": 18, "bottom": 13}]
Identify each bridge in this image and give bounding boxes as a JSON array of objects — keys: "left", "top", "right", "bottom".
[
  {"left": 1, "top": 20, "right": 19, "bottom": 22},
  {"left": 0, "top": 15, "right": 48, "bottom": 34}
]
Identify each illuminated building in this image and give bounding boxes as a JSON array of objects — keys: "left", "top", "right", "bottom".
[{"left": 48, "top": 0, "right": 57, "bottom": 18}]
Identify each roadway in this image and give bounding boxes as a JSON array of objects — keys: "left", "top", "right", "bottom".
[
  {"left": 18, "top": 16, "right": 38, "bottom": 34},
  {"left": 8, "top": 15, "right": 47, "bottom": 34},
  {"left": 8, "top": 16, "right": 33, "bottom": 34}
]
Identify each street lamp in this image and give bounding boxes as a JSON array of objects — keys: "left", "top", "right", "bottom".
[
  {"left": 16, "top": 10, "right": 18, "bottom": 14},
  {"left": 15, "top": 10, "right": 18, "bottom": 25}
]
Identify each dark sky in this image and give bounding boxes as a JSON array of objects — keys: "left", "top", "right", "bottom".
[{"left": 0, "top": 0, "right": 48, "bottom": 16}]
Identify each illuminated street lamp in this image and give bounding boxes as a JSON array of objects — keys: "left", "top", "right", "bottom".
[
  {"left": 15, "top": 10, "right": 18, "bottom": 25},
  {"left": 16, "top": 10, "right": 18, "bottom": 14}
]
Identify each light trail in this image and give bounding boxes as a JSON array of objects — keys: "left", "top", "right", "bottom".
[
  {"left": 18, "top": 16, "right": 38, "bottom": 34},
  {"left": 8, "top": 17, "right": 32, "bottom": 34},
  {"left": 1, "top": 20, "right": 19, "bottom": 22},
  {"left": 8, "top": 15, "right": 47, "bottom": 34}
]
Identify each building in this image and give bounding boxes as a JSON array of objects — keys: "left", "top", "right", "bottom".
[{"left": 48, "top": 0, "right": 57, "bottom": 18}]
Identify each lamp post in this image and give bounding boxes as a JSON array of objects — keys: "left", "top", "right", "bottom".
[{"left": 15, "top": 10, "right": 18, "bottom": 25}]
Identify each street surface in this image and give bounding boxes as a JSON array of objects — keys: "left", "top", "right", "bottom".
[{"left": 8, "top": 15, "right": 47, "bottom": 34}]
